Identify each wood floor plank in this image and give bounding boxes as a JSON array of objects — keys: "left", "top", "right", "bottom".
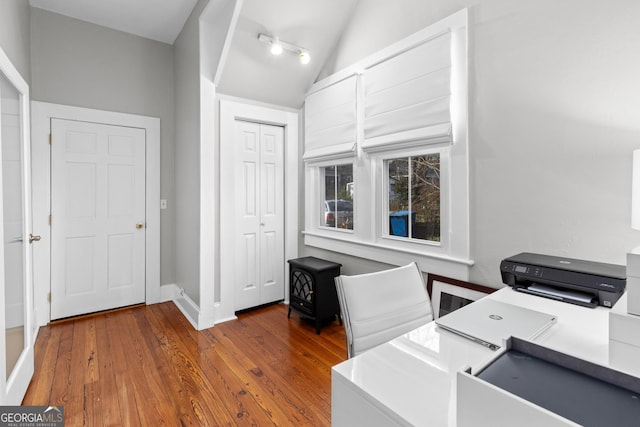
[
  {"left": 117, "top": 309, "right": 179, "bottom": 426},
  {"left": 151, "top": 303, "right": 277, "bottom": 426},
  {"left": 223, "top": 313, "right": 334, "bottom": 421},
  {"left": 23, "top": 323, "right": 59, "bottom": 404},
  {"left": 48, "top": 322, "right": 74, "bottom": 409},
  {"left": 94, "top": 314, "right": 122, "bottom": 427},
  {"left": 67, "top": 319, "right": 88, "bottom": 426},
  {"left": 207, "top": 323, "right": 329, "bottom": 426},
  {"left": 106, "top": 310, "right": 142, "bottom": 426},
  {"left": 80, "top": 317, "right": 102, "bottom": 426},
  {"left": 83, "top": 380, "right": 102, "bottom": 427},
  {"left": 113, "top": 374, "right": 141, "bottom": 427},
  {"left": 83, "top": 317, "right": 99, "bottom": 384},
  {"left": 133, "top": 306, "right": 238, "bottom": 426},
  {"left": 201, "top": 329, "right": 303, "bottom": 426},
  {"left": 237, "top": 309, "right": 337, "bottom": 389},
  {"left": 23, "top": 301, "right": 347, "bottom": 426}
]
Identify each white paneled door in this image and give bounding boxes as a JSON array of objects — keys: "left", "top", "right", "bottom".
[
  {"left": 50, "top": 119, "right": 146, "bottom": 320},
  {"left": 235, "top": 121, "right": 284, "bottom": 311}
]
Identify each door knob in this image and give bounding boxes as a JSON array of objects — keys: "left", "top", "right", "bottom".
[
  {"left": 29, "top": 234, "right": 41, "bottom": 244},
  {"left": 136, "top": 223, "right": 145, "bottom": 229}
]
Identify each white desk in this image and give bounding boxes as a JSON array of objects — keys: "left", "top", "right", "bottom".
[{"left": 332, "top": 287, "right": 616, "bottom": 427}]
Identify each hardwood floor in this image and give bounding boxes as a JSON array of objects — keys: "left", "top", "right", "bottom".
[{"left": 23, "top": 302, "right": 347, "bottom": 426}]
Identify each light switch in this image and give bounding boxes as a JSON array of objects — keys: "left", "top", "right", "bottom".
[{"left": 160, "top": 199, "right": 167, "bottom": 210}]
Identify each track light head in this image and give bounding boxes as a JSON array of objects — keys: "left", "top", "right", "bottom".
[
  {"left": 270, "top": 37, "right": 283, "bottom": 55},
  {"left": 299, "top": 51, "right": 311, "bottom": 65}
]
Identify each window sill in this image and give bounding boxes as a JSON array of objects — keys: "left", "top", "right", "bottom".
[
  {"left": 302, "top": 230, "right": 474, "bottom": 280},
  {"left": 318, "top": 226, "right": 354, "bottom": 234}
]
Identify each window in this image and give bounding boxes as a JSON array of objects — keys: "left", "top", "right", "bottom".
[
  {"left": 386, "top": 153, "right": 440, "bottom": 242},
  {"left": 302, "top": 9, "right": 470, "bottom": 276},
  {"left": 321, "top": 164, "right": 353, "bottom": 230}
]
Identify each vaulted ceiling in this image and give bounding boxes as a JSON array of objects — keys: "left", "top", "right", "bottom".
[
  {"left": 29, "top": 0, "right": 360, "bottom": 108},
  {"left": 29, "top": 0, "right": 198, "bottom": 44},
  {"left": 216, "top": 0, "right": 358, "bottom": 107}
]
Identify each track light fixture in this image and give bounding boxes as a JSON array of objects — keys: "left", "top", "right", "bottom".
[{"left": 258, "top": 33, "right": 311, "bottom": 65}]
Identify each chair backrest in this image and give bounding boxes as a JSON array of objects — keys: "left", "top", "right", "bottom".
[{"left": 335, "top": 262, "right": 433, "bottom": 358}]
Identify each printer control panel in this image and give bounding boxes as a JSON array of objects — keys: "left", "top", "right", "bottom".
[{"left": 511, "top": 264, "right": 543, "bottom": 278}]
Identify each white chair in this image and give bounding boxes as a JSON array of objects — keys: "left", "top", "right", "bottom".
[{"left": 335, "top": 262, "right": 433, "bottom": 358}]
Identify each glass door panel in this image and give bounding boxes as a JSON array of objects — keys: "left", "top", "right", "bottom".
[
  {"left": 0, "top": 47, "right": 34, "bottom": 405},
  {"left": 1, "top": 72, "right": 25, "bottom": 382}
]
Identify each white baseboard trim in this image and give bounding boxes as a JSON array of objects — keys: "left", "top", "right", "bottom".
[
  {"left": 160, "top": 284, "right": 199, "bottom": 329},
  {"left": 159, "top": 284, "right": 238, "bottom": 330},
  {"left": 174, "top": 296, "right": 200, "bottom": 330},
  {"left": 212, "top": 309, "right": 237, "bottom": 325},
  {"left": 159, "top": 283, "right": 180, "bottom": 302},
  {"left": 31, "top": 324, "right": 40, "bottom": 347}
]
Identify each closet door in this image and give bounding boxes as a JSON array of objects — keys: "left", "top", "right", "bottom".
[{"left": 234, "top": 121, "right": 284, "bottom": 311}]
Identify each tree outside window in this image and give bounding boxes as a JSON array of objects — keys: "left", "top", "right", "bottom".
[{"left": 387, "top": 154, "right": 440, "bottom": 241}]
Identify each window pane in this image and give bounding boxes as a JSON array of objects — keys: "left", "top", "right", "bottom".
[
  {"left": 388, "top": 158, "right": 410, "bottom": 236},
  {"left": 387, "top": 154, "right": 440, "bottom": 241},
  {"left": 321, "top": 164, "right": 354, "bottom": 230},
  {"left": 411, "top": 154, "right": 440, "bottom": 241},
  {"left": 322, "top": 166, "right": 337, "bottom": 227},
  {"left": 336, "top": 164, "right": 353, "bottom": 230}
]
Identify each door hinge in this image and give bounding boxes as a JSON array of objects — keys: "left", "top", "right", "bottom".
[
  {"left": 49, "top": 133, "right": 52, "bottom": 145},
  {"left": 49, "top": 214, "right": 52, "bottom": 226},
  {"left": 47, "top": 292, "right": 51, "bottom": 303}
]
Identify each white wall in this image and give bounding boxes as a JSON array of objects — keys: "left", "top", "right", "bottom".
[
  {"left": 0, "top": 0, "right": 30, "bottom": 83},
  {"left": 29, "top": 8, "right": 177, "bottom": 286},
  {"left": 174, "top": 0, "right": 210, "bottom": 305},
  {"left": 310, "top": 0, "right": 640, "bottom": 287},
  {"left": 199, "top": 0, "right": 243, "bottom": 324}
]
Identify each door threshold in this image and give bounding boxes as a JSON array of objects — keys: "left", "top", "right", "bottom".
[
  {"left": 48, "top": 303, "right": 146, "bottom": 325},
  {"left": 235, "top": 300, "right": 285, "bottom": 315}
]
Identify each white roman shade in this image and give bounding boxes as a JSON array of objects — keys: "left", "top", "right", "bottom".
[
  {"left": 304, "top": 75, "right": 357, "bottom": 162},
  {"left": 362, "top": 32, "right": 452, "bottom": 152}
]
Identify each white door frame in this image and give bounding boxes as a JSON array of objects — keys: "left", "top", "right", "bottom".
[
  {"left": 31, "top": 101, "right": 160, "bottom": 326},
  {"left": 219, "top": 97, "right": 298, "bottom": 320}
]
